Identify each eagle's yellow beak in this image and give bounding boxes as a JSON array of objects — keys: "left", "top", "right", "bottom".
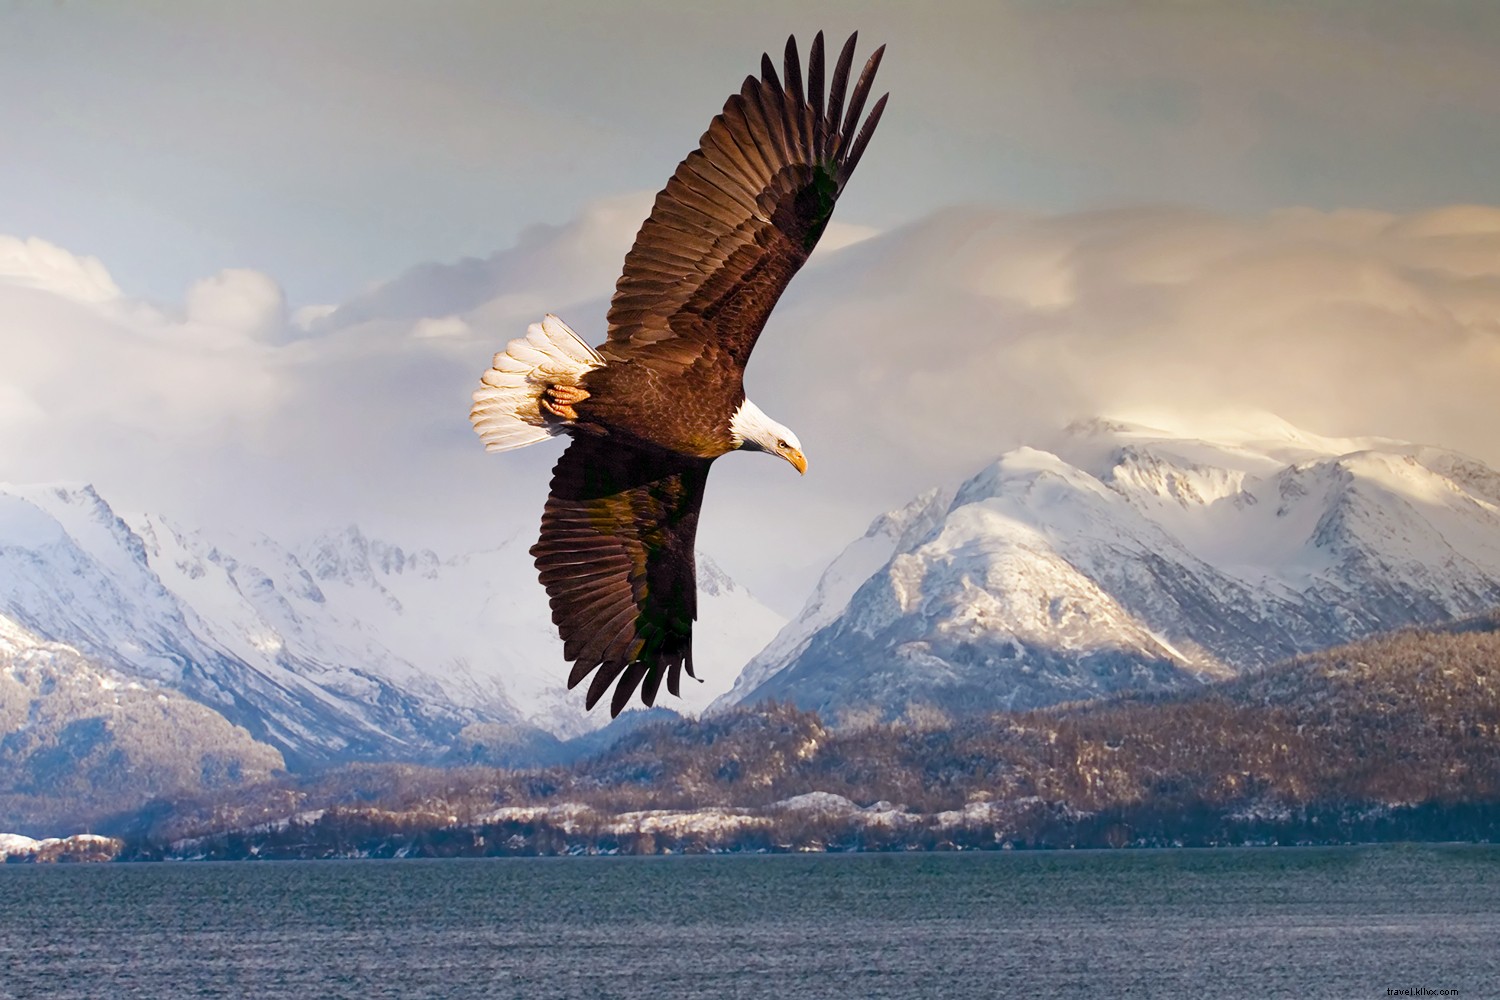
[{"left": 787, "top": 448, "right": 808, "bottom": 476}]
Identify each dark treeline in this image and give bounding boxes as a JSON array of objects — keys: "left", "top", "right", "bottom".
[
  {"left": 118, "top": 800, "right": 1500, "bottom": 862},
  {"left": 106, "top": 617, "right": 1500, "bottom": 858}
]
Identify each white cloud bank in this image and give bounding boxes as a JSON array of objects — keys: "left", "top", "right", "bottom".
[
  {"left": 3, "top": 200, "right": 1500, "bottom": 608},
  {"left": 184, "top": 268, "right": 289, "bottom": 345},
  {"left": 0, "top": 236, "right": 120, "bottom": 302}
]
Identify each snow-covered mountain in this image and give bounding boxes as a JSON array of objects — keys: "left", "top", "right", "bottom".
[
  {"left": 0, "top": 614, "right": 285, "bottom": 834},
  {"left": 0, "top": 482, "right": 784, "bottom": 763},
  {"left": 724, "top": 416, "right": 1500, "bottom": 721},
  {"left": 11, "top": 413, "right": 1498, "bottom": 768}
]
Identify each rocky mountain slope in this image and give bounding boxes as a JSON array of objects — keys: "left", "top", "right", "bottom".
[
  {"left": 726, "top": 417, "right": 1500, "bottom": 721},
  {"left": 0, "top": 616, "right": 283, "bottom": 834}
]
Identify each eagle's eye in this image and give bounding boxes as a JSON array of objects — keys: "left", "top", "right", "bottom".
[{"left": 776, "top": 439, "right": 788, "bottom": 450}]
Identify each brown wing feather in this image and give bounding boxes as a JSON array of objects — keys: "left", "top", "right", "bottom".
[
  {"left": 531, "top": 437, "right": 712, "bottom": 716},
  {"left": 602, "top": 31, "right": 888, "bottom": 375}
]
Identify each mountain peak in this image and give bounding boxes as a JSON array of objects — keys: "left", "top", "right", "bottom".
[
  {"left": 304, "top": 525, "right": 441, "bottom": 583},
  {"left": 1062, "top": 410, "right": 1412, "bottom": 462},
  {"left": 728, "top": 417, "right": 1500, "bottom": 723},
  {"left": 0, "top": 480, "right": 786, "bottom": 762}
]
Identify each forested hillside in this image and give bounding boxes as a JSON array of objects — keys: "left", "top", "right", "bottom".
[{"left": 109, "top": 615, "right": 1500, "bottom": 858}]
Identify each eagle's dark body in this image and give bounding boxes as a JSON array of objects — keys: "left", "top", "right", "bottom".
[
  {"left": 473, "top": 32, "right": 888, "bottom": 715},
  {"left": 567, "top": 355, "right": 744, "bottom": 459}
]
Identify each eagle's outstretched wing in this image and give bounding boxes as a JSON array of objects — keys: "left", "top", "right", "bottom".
[
  {"left": 530, "top": 436, "right": 712, "bottom": 716},
  {"left": 601, "top": 31, "right": 888, "bottom": 375}
]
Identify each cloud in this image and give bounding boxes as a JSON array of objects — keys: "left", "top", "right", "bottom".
[
  {"left": 679, "top": 201, "right": 1500, "bottom": 602},
  {"left": 313, "top": 192, "right": 652, "bottom": 336},
  {"left": 0, "top": 384, "right": 45, "bottom": 427},
  {"left": 411, "top": 315, "right": 470, "bottom": 340},
  {"left": 184, "top": 268, "right": 289, "bottom": 344},
  {"left": 5, "top": 199, "right": 1500, "bottom": 611},
  {"left": 757, "top": 203, "right": 1500, "bottom": 499},
  {"left": 11, "top": 1, "right": 1500, "bottom": 322},
  {"left": 0, "top": 236, "right": 120, "bottom": 303},
  {"left": 0, "top": 250, "right": 287, "bottom": 512}
]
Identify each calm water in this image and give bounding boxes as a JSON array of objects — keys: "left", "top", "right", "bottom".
[{"left": 1, "top": 846, "right": 1497, "bottom": 999}]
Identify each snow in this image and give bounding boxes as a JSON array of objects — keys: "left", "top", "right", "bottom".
[
  {"left": 1085, "top": 410, "right": 1406, "bottom": 463},
  {"left": 9, "top": 411, "right": 1498, "bottom": 754},
  {"left": 714, "top": 487, "right": 951, "bottom": 709},
  {"left": 0, "top": 614, "right": 44, "bottom": 655},
  {"left": 0, "top": 832, "right": 116, "bottom": 859},
  {"left": 474, "top": 802, "right": 596, "bottom": 826},
  {"left": 769, "top": 792, "right": 859, "bottom": 813},
  {"left": 0, "top": 489, "right": 68, "bottom": 547},
  {"left": 464, "top": 792, "right": 923, "bottom": 842},
  {"left": 1046, "top": 417, "right": 1500, "bottom": 608},
  {"left": 726, "top": 414, "right": 1500, "bottom": 716},
  {"left": 0, "top": 482, "right": 786, "bottom": 756},
  {"left": 0, "top": 833, "right": 42, "bottom": 857},
  {"left": 609, "top": 808, "right": 767, "bottom": 838}
]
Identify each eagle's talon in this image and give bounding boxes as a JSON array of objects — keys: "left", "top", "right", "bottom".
[
  {"left": 540, "top": 397, "right": 579, "bottom": 421},
  {"left": 542, "top": 384, "right": 590, "bottom": 422}
]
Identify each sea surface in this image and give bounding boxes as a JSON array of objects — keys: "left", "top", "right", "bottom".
[{"left": 1, "top": 845, "right": 1496, "bottom": 999}]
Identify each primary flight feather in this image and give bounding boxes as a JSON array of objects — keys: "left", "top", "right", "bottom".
[{"left": 470, "top": 32, "right": 888, "bottom": 716}]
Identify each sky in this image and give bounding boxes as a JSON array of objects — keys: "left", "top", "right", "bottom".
[{"left": 4, "top": 1, "right": 1500, "bottom": 612}]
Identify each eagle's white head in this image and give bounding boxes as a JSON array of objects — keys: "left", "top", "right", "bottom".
[{"left": 729, "top": 399, "right": 807, "bottom": 475}]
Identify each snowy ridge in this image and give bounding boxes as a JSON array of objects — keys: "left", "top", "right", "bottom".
[
  {"left": 729, "top": 416, "right": 1500, "bottom": 721},
  {"left": 0, "top": 483, "right": 784, "bottom": 760},
  {"left": 717, "top": 486, "right": 953, "bottom": 709},
  {"left": 0, "top": 833, "right": 118, "bottom": 861},
  {"left": 0, "top": 611, "right": 286, "bottom": 832}
]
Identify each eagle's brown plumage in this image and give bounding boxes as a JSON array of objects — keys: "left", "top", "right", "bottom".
[
  {"left": 534, "top": 441, "right": 710, "bottom": 715},
  {"left": 485, "top": 32, "right": 887, "bottom": 715},
  {"left": 601, "top": 32, "right": 886, "bottom": 375}
]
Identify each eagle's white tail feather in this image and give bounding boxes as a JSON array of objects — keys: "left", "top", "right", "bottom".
[{"left": 470, "top": 315, "right": 604, "bottom": 452}]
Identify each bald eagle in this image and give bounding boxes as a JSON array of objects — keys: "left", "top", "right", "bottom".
[{"left": 470, "top": 32, "right": 887, "bottom": 716}]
